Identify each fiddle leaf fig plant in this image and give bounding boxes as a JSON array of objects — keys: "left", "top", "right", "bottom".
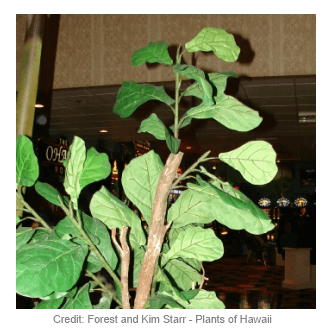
[{"left": 16, "top": 27, "right": 277, "bottom": 309}]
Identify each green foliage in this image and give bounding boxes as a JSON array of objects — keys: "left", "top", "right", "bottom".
[{"left": 16, "top": 27, "right": 277, "bottom": 309}]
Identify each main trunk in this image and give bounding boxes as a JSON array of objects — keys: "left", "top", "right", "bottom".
[{"left": 133, "top": 152, "right": 183, "bottom": 309}]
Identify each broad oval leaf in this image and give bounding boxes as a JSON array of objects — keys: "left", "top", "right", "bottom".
[
  {"left": 55, "top": 214, "right": 118, "bottom": 270},
  {"left": 219, "top": 141, "right": 278, "bottom": 185},
  {"left": 187, "top": 178, "right": 274, "bottom": 235},
  {"left": 164, "top": 258, "right": 202, "bottom": 291},
  {"left": 185, "top": 27, "right": 240, "bottom": 63},
  {"left": 63, "top": 136, "right": 86, "bottom": 209},
  {"left": 16, "top": 239, "right": 88, "bottom": 298},
  {"left": 90, "top": 186, "right": 146, "bottom": 249},
  {"left": 62, "top": 283, "right": 92, "bottom": 309},
  {"left": 34, "top": 297, "right": 65, "bottom": 309},
  {"left": 168, "top": 189, "right": 214, "bottom": 228},
  {"left": 162, "top": 227, "right": 224, "bottom": 264},
  {"left": 181, "top": 290, "right": 225, "bottom": 309},
  {"left": 131, "top": 41, "right": 173, "bottom": 66},
  {"left": 121, "top": 150, "right": 164, "bottom": 225},
  {"left": 35, "top": 181, "right": 62, "bottom": 206},
  {"left": 138, "top": 113, "right": 167, "bottom": 140},
  {"left": 79, "top": 147, "right": 111, "bottom": 191},
  {"left": 184, "top": 95, "right": 262, "bottom": 132},
  {"left": 113, "top": 81, "right": 175, "bottom": 118},
  {"left": 16, "top": 227, "right": 35, "bottom": 250},
  {"left": 16, "top": 135, "right": 39, "bottom": 187}
]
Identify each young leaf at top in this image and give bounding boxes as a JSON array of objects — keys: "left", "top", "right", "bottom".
[
  {"left": 182, "top": 95, "right": 263, "bottom": 132},
  {"left": 162, "top": 227, "right": 224, "bottom": 265},
  {"left": 219, "top": 140, "right": 278, "bottom": 185},
  {"left": 16, "top": 135, "right": 39, "bottom": 187},
  {"left": 185, "top": 27, "right": 240, "bottom": 63},
  {"left": 183, "top": 71, "right": 238, "bottom": 101},
  {"left": 63, "top": 136, "right": 86, "bottom": 210},
  {"left": 79, "top": 147, "right": 111, "bottom": 191},
  {"left": 174, "top": 64, "right": 214, "bottom": 106},
  {"left": 113, "top": 81, "right": 175, "bottom": 118},
  {"left": 16, "top": 239, "right": 88, "bottom": 298},
  {"left": 131, "top": 41, "right": 173, "bottom": 66},
  {"left": 121, "top": 150, "right": 164, "bottom": 225}
]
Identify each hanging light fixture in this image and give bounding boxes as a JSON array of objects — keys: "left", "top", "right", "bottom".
[
  {"left": 294, "top": 197, "right": 308, "bottom": 207},
  {"left": 258, "top": 198, "right": 271, "bottom": 208}
]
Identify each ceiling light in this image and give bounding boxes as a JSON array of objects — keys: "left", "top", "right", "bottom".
[
  {"left": 99, "top": 129, "right": 108, "bottom": 133},
  {"left": 186, "top": 146, "right": 191, "bottom": 149},
  {"left": 35, "top": 104, "right": 44, "bottom": 108}
]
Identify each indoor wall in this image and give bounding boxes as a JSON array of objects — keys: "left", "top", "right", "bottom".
[{"left": 16, "top": 14, "right": 316, "bottom": 90}]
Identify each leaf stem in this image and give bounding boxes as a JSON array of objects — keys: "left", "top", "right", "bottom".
[
  {"left": 16, "top": 192, "right": 53, "bottom": 232},
  {"left": 58, "top": 197, "right": 123, "bottom": 289},
  {"left": 172, "top": 150, "right": 211, "bottom": 188},
  {"left": 86, "top": 270, "right": 123, "bottom": 308}
]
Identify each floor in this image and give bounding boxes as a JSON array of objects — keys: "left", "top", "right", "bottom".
[{"left": 203, "top": 256, "right": 316, "bottom": 309}]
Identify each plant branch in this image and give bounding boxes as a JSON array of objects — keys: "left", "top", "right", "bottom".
[
  {"left": 133, "top": 152, "right": 184, "bottom": 309},
  {"left": 172, "top": 150, "right": 211, "bottom": 188},
  {"left": 85, "top": 270, "right": 122, "bottom": 308},
  {"left": 16, "top": 192, "right": 52, "bottom": 232},
  {"left": 111, "top": 228, "right": 130, "bottom": 309},
  {"left": 58, "top": 197, "right": 122, "bottom": 289}
]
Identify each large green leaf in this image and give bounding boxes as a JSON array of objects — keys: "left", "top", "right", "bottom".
[
  {"left": 174, "top": 64, "right": 214, "bottom": 106},
  {"left": 181, "top": 290, "right": 225, "bottom": 309},
  {"left": 16, "top": 227, "right": 35, "bottom": 250},
  {"left": 131, "top": 41, "right": 173, "bottom": 66},
  {"left": 121, "top": 150, "right": 164, "bottom": 225},
  {"left": 90, "top": 186, "right": 146, "bottom": 249},
  {"left": 164, "top": 258, "right": 202, "bottom": 291},
  {"left": 34, "top": 297, "right": 65, "bottom": 309},
  {"left": 149, "top": 293, "right": 183, "bottom": 309},
  {"left": 16, "top": 239, "right": 88, "bottom": 298},
  {"left": 55, "top": 214, "right": 118, "bottom": 271},
  {"left": 168, "top": 225, "right": 195, "bottom": 247},
  {"left": 113, "top": 81, "right": 175, "bottom": 118},
  {"left": 16, "top": 135, "right": 39, "bottom": 187},
  {"left": 183, "top": 95, "right": 262, "bottom": 132},
  {"left": 79, "top": 147, "right": 111, "bottom": 191},
  {"left": 63, "top": 136, "right": 86, "bottom": 209},
  {"left": 167, "top": 189, "right": 213, "bottom": 228},
  {"left": 219, "top": 141, "right": 278, "bottom": 185},
  {"left": 162, "top": 227, "right": 224, "bottom": 264},
  {"left": 62, "top": 283, "right": 93, "bottom": 309},
  {"left": 35, "top": 181, "right": 63, "bottom": 206},
  {"left": 184, "top": 71, "right": 238, "bottom": 100},
  {"left": 187, "top": 178, "right": 274, "bottom": 234},
  {"left": 185, "top": 27, "right": 240, "bottom": 63},
  {"left": 138, "top": 113, "right": 167, "bottom": 140}
]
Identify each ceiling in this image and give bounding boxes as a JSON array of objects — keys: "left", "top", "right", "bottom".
[{"left": 46, "top": 75, "right": 316, "bottom": 163}]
